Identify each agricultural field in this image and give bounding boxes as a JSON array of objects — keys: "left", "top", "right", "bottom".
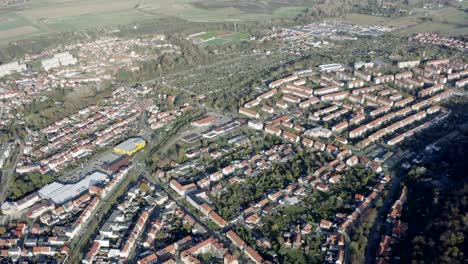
[
  {"left": 0, "top": 0, "right": 465, "bottom": 45},
  {"left": 0, "top": 12, "right": 45, "bottom": 43},
  {"left": 0, "top": 0, "right": 309, "bottom": 44}
]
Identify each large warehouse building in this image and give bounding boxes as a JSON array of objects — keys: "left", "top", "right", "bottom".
[
  {"left": 38, "top": 171, "right": 108, "bottom": 204},
  {"left": 113, "top": 137, "right": 146, "bottom": 156}
]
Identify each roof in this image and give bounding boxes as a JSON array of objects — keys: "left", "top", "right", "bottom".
[
  {"left": 38, "top": 171, "right": 107, "bottom": 204},
  {"left": 115, "top": 137, "right": 145, "bottom": 152},
  {"left": 226, "top": 230, "right": 246, "bottom": 247}
]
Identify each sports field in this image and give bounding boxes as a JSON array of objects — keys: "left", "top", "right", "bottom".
[{"left": 189, "top": 31, "right": 251, "bottom": 45}]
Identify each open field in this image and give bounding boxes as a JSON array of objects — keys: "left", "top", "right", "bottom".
[
  {"left": 0, "top": 25, "right": 38, "bottom": 39},
  {"left": 0, "top": 0, "right": 309, "bottom": 44},
  {"left": 0, "top": 0, "right": 466, "bottom": 45}
]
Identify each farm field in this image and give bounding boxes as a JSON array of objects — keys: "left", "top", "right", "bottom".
[
  {"left": 0, "top": 0, "right": 465, "bottom": 45},
  {"left": 0, "top": 0, "right": 309, "bottom": 44}
]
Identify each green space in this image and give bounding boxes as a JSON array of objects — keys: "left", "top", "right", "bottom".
[
  {"left": 200, "top": 31, "right": 250, "bottom": 45},
  {"left": 195, "top": 32, "right": 220, "bottom": 40},
  {"left": 0, "top": 0, "right": 465, "bottom": 46},
  {"left": 224, "top": 31, "right": 250, "bottom": 41},
  {"left": 0, "top": 0, "right": 310, "bottom": 44},
  {"left": 204, "top": 38, "right": 231, "bottom": 45},
  {"left": 273, "top": 6, "right": 308, "bottom": 18},
  {"left": 0, "top": 13, "right": 31, "bottom": 31}
]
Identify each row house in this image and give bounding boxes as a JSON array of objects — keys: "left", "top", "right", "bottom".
[
  {"left": 394, "top": 97, "right": 414, "bottom": 108},
  {"left": 352, "top": 85, "right": 382, "bottom": 96},
  {"left": 397, "top": 60, "right": 420, "bottom": 68},
  {"left": 269, "top": 75, "right": 299, "bottom": 88},
  {"left": 276, "top": 100, "right": 288, "bottom": 109},
  {"left": 370, "top": 106, "right": 392, "bottom": 117},
  {"left": 394, "top": 79, "right": 414, "bottom": 90},
  {"left": 314, "top": 85, "right": 340, "bottom": 96},
  {"left": 299, "top": 97, "right": 320, "bottom": 108},
  {"left": 336, "top": 71, "right": 355, "bottom": 81},
  {"left": 264, "top": 125, "right": 282, "bottom": 137},
  {"left": 418, "top": 84, "right": 444, "bottom": 97},
  {"left": 426, "top": 58, "right": 449, "bottom": 66},
  {"left": 455, "top": 78, "right": 468, "bottom": 88},
  {"left": 321, "top": 91, "right": 349, "bottom": 101},
  {"left": 418, "top": 75, "right": 435, "bottom": 84},
  {"left": 283, "top": 94, "right": 301, "bottom": 104},
  {"left": 394, "top": 71, "right": 412, "bottom": 80},
  {"left": 354, "top": 69, "right": 372, "bottom": 82},
  {"left": 239, "top": 107, "right": 260, "bottom": 119},
  {"left": 347, "top": 79, "right": 365, "bottom": 89},
  {"left": 332, "top": 121, "right": 349, "bottom": 133},
  {"left": 374, "top": 75, "right": 394, "bottom": 85},
  {"left": 406, "top": 78, "right": 424, "bottom": 87}
]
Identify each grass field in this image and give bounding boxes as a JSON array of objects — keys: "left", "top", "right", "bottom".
[
  {"left": 0, "top": 0, "right": 465, "bottom": 45},
  {"left": 0, "top": 0, "right": 308, "bottom": 44},
  {"left": 197, "top": 32, "right": 221, "bottom": 40},
  {"left": 197, "top": 31, "right": 251, "bottom": 45}
]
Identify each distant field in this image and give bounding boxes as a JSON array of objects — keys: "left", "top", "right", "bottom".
[
  {"left": 0, "top": 25, "right": 38, "bottom": 39},
  {"left": 0, "top": 0, "right": 465, "bottom": 45},
  {"left": 0, "top": 0, "right": 310, "bottom": 44},
  {"left": 342, "top": 7, "right": 468, "bottom": 36}
]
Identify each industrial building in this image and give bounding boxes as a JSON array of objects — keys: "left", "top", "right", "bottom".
[
  {"left": 0, "top": 61, "right": 27, "bottom": 77},
  {"left": 38, "top": 171, "right": 108, "bottom": 204},
  {"left": 41, "top": 52, "right": 78, "bottom": 71},
  {"left": 113, "top": 137, "right": 146, "bottom": 156}
]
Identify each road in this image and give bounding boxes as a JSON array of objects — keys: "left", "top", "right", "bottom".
[
  {"left": 143, "top": 174, "right": 245, "bottom": 261},
  {"left": 64, "top": 168, "right": 140, "bottom": 264},
  {"left": 0, "top": 140, "right": 25, "bottom": 204}
]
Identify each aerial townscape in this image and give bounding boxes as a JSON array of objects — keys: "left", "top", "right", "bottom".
[{"left": 0, "top": 0, "right": 466, "bottom": 264}]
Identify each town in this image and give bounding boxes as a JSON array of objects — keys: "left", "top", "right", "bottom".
[{"left": 0, "top": 1, "right": 467, "bottom": 263}]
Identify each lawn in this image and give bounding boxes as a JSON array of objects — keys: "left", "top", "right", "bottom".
[
  {"left": 224, "top": 31, "right": 250, "bottom": 41},
  {"left": 204, "top": 38, "right": 231, "bottom": 45},
  {"left": 196, "top": 32, "right": 220, "bottom": 40}
]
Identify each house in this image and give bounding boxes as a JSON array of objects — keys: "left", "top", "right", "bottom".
[
  {"left": 346, "top": 155, "right": 359, "bottom": 166},
  {"left": 244, "top": 246, "right": 263, "bottom": 264},
  {"left": 264, "top": 125, "right": 282, "bottom": 137},
  {"left": 245, "top": 213, "right": 261, "bottom": 226},
  {"left": 191, "top": 116, "right": 216, "bottom": 127},
  {"left": 209, "top": 211, "right": 228, "bottom": 228},
  {"left": 332, "top": 121, "right": 348, "bottom": 133},
  {"left": 226, "top": 230, "right": 246, "bottom": 250},
  {"left": 170, "top": 180, "right": 197, "bottom": 196},
  {"left": 319, "top": 219, "right": 332, "bottom": 230},
  {"left": 200, "top": 203, "right": 213, "bottom": 217},
  {"left": 239, "top": 107, "right": 260, "bottom": 119}
]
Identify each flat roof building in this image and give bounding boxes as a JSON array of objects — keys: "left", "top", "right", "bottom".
[{"left": 114, "top": 137, "right": 146, "bottom": 156}]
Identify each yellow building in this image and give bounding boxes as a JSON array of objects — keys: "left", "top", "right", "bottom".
[{"left": 113, "top": 137, "right": 146, "bottom": 156}]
